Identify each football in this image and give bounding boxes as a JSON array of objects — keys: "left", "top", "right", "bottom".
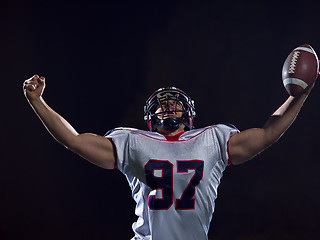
[{"left": 282, "top": 44, "right": 319, "bottom": 96}]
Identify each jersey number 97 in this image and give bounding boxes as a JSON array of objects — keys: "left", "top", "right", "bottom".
[{"left": 145, "top": 159, "right": 204, "bottom": 210}]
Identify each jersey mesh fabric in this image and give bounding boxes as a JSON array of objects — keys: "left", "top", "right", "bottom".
[{"left": 105, "top": 124, "right": 239, "bottom": 240}]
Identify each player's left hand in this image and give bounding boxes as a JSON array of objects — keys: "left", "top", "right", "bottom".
[{"left": 23, "top": 74, "right": 46, "bottom": 102}]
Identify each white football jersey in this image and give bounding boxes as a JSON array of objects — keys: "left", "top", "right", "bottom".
[{"left": 105, "top": 124, "right": 239, "bottom": 240}]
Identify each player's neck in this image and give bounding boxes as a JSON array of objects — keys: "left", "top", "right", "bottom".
[{"left": 157, "top": 125, "right": 186, "bottom": 136}]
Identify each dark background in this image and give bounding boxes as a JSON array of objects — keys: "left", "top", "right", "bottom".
[{"left": 2, "top": 0, "right": 320, "bottom": 239}]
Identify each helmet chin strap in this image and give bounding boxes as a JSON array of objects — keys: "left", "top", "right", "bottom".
[{"left": 159, "top": 118, "right": 184, "bottom": 131}]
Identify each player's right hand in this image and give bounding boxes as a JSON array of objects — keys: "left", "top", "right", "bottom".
[{"left": 23, "top": 75, "right": 46, "bottom": 102}]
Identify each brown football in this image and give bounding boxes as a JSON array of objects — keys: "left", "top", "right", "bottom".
[{"left": 282, "top": 44, "right": 319, "bottom": 96}]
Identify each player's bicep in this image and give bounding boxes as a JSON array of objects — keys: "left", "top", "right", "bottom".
[
  {"left": 228, "top": 128, "right": 272, "bottom": 165},
  {"left": 70, "top": 133, "right": 116, "bottom": 169}
]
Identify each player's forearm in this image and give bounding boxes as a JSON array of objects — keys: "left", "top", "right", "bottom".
[
  {"left": 28, "top": 97, "right": 79, "bottom": 149},
  {"left": 262, "top": 93, "right": 309, "bottom": 143}
]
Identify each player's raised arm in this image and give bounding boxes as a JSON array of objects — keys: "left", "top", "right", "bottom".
[
  {"left": 228, "top": 92, "right": 309, "bottom": 165},
  {"left": 228, "top": 44, "right": 319, "bottom": 165},
  {"left": 23, "top": 75, "right": 116, "bottom": 169}
]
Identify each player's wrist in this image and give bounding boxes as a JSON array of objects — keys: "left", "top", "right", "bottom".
[{"left": 27, "top": 95, "right": 44, "bottom": 107}]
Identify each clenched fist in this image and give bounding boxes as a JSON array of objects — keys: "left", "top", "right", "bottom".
[{"left": 23, "top": 75, "right": 46, "bottom": 102}]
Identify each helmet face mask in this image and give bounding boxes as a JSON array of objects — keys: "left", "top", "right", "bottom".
[{"left": 144, "top": 87, "right": 196, "bottom": 132}]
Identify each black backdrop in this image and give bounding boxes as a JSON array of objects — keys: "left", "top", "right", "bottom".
[{"left": 2, "top": 1, "right": 320, "bottom": 239}]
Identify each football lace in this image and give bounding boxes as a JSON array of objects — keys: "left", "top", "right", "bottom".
[{"left": 289, "top": 51, "right": 300, "bottom": 74}]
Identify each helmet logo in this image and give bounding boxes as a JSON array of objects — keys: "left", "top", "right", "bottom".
[{"left": 157, "top": 91, "right": 179, "bottom": 100}]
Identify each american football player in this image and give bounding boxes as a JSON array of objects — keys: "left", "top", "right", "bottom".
[{"left": 23, "top": 75, "right": 313, "bottom": 240}]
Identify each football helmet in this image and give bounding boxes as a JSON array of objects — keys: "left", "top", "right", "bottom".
[{"left": 144, "top": 87, "right": 196, "bottom": 132}]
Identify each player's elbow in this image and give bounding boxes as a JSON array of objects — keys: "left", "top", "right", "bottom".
[
  {"left": 62, "top": 134, "right": 81, "bottom": 152},
  {"left": 229, "top": 149, "right": 261, "bottom": 165},
  {"left": 262, "top": 126, "right": 284, "bottom": 147}
]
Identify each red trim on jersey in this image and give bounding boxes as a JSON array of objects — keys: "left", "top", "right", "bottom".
[
  {"left": 227, "top": 137, "right": 232, "bottom": 165},
  {"left": 126, "top": 126, "right": 216, "bottom": 142},
  {"left": 106, "top": 125, "right": 239, "bottom": 167},
  {"left": 227, "top": 132, "right": 239, "bottom": 166},
  {"left": 163, "top": 131, "right": 186, "bottom": 141},
  {"left": 107, "top": 138, "right": 118, "bottom": 169}
]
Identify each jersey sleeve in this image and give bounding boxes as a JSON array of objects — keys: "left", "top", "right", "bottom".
[
  {"left": 104, "top": 128, "right": 131, "bottom": 172},
  {"left": 213, "top": 124, "right": 240, "bottom": 165}
]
